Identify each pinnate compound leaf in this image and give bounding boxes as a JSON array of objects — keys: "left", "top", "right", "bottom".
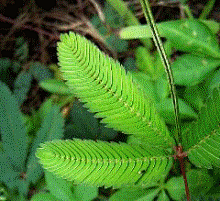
[
  {"left": 26, "top": 104, "right": 64, "bottom": 184},
  {"left": 57, "top": 32, "right": 174, "bottom": 147},
  {"left": 120, "top": 20, "right": 220, "bottom": 58},
  {"left": 172, "top": 54, "right": 220, "bottom": 86},
  {"left": 183, "top": 88, "right": 220, "bottom": 168},
  {"left": 36, "top": 139, "right": 173, "bottom": 188},
  {"left": 0, "top": 81, "right": 28, "bottom": 171}
]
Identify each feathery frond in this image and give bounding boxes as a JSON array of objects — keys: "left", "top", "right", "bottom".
[
  {"left": 36, "top": 139, "right": 173, "bottom": 188},
  {"left": 57, "top": 32, "right": 174, "bottom": 147},
  {"left": 183, "top": 88, "right": 220, "bottom": 168}
]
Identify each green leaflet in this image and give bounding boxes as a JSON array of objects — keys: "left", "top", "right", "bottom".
[
  {"left": 119, "top": 19, "right": 220, "bottom": 58},
  {"left": 172, "top": 54, "right": 220, "bottom": 86},
  {"left": 57, "top": 32, "right": 174, "bottom": 147},
  {"left": 183, "top": 88, "right": 220, "bottom": 168},
  {"left": 0, "top": 81, "right": 28, "bottom": 171},
  {"left": 36, "top": 139, "right": 173, "bottom": 188}
]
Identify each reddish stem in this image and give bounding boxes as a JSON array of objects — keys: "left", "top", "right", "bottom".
[{"left": 174, "top": 145, "right": 191, "bottom": 201}]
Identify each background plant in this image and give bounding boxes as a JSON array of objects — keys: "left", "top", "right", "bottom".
[{"left": 0, "top": 0, "right": 220, "bottom": 200}]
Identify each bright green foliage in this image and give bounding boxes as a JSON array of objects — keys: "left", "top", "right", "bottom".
[
  {"left": 135, "top": 46, "right": 154, "bottom": 75},
  {"left": 172, "top": 54, "right": 220, "bottom": 86},
  {"left": 36, "top": 139, "right": 173, "bottom": 188},
  {"left": 0, "top": 81, "right": 28, "bottom": 171},
  {"left": 165, "top": 169, "right": 213, "bottom": 200},
  {"left": 119, "top": 19, "right": 220, "bottom": 58},
  {"left": 183, "top": 88, "right": 220, "bottom": 168},
  {"left": 156, "top": 98, "right": 197, "bottom": 124},
  {"left": 40, "top": 79, "right": 73, "bottom": 95},
  {"left": 109, "top": 187, "right": 160, "bottom": 201},
  {"left": 57, "top": 32, "right": 173, "bottom": 147}
]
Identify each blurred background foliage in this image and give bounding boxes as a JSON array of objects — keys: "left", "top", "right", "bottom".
[{"left": 0, "top": 0, "right": 220, "bottom": 200}]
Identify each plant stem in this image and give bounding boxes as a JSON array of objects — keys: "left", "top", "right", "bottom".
[
  {"left": 182, "top": 4, "right": 194, "bottom": 19},
  {"left": 175, "top": 146, "right": 191, "bottom": 201},
  {"left": 199, "top": 0, "right": 216, "bottom": 19},
  {"left": 139, "top": 0, "right": 181, "bottom": 146}
]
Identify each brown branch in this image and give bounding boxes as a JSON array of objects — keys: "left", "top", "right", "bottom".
[{"left": 0, "top": 14, "right": 60, "bottom": 40}]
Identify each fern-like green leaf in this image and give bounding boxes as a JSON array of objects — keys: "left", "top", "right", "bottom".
[
  {"left": 36, "top": 139, "right": 173, "bottom": 188},
  {"left": 183, "top": 88, "right": 220, "bottom": 168},
  {"left": 57, "top": 32, "right": 174, "bottom": 147}
]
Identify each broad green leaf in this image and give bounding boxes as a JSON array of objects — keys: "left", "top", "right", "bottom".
[
  {"left": 165, "top": 175, "right": 185, "bottom": 200},
  {"left": 109, "top": 187, "right": 159, "bottom": 201},
  {"left": 0, "top": 81, "right": 28, "bottom": 171},
  {"left": 31, "top": 193, "right": 60, "bottom": 201},
  {"left": 156, "top": 98, "right": 197, "bottom": 124},
  {"left": 39, "top": 79, "right": 73, "bottom": 95},
  {"left": 45, "top": 171, "right": 75, "bottom": 201},
  {"left": 172, "top": 54, "right": 220, "bottom": 86},
  {"left": 72, "top": 185, "right": 98, "bottom": 201},
  {"left": 119, "top": 20, "right": 220, "bottom": 58},
  {"left": 200, "top": 20, "right": 220, "bottom": 34}
]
